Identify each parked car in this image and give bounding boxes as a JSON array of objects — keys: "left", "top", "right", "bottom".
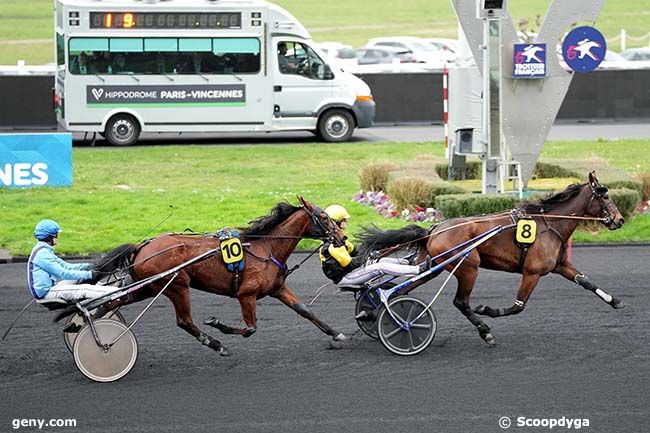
[
  {"left": 423, "top": 38, "right": 458, "bottom": 62},
  {"left": 366, "top": 37, "right": 448, "bottom": 65},
  {"left": 598, "top": 50, "right": 631, "bottom": 69},
  {"left": 315, "top": 42, "right": 358, "bottom": 70},
  {"left": 353, "top": 46, "right": 416, "bottom": 65},
  {"left": 620, "top": 47, "right": 650, "bottom": 61}
]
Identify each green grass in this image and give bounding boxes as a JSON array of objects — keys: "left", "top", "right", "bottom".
[
  {"left": 1, "top": 139, "right": 648, "bottom": 256},
  {"left": 2, "top": 0, "right": 649, "bottom": 64},
  {"left": 0, "top": 141, "right": 439, "bottom": 256}
]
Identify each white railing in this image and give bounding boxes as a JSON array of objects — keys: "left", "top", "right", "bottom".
[{"left": 608, "top": 30, "right": 650, "bottom": 51}]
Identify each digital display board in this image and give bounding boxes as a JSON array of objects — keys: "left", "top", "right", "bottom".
[{"left": 89, "top": 12, "right": 242, "bottom": 29}]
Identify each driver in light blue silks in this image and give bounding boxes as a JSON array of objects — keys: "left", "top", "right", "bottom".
[{"left": 28, "top": 219, "right": 115, "bottom": 302}]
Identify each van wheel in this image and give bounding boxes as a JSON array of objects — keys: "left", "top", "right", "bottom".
[
  {"left": 105, "top": 114, "right": 140, "bottom": 146},
  {"left": 317, "top": 109, "right": 354, "bottom": 142}
]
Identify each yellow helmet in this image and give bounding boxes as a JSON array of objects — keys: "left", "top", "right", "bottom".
[{"left": 324, "top": 204, "right": 350, "bottom": 222}]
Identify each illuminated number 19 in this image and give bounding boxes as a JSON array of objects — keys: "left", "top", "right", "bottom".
[{"left": 123, "top": 13, "right": 134, "bottom": 28}]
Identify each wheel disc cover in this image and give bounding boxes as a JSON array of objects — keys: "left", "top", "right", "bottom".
[
  {"left": 326, "top": 115, "right": 349, "bottom": 139},
  {"left": 73, "top": 319, "right": 138, "bottom": 382},
  {"left": 111, "top": 119, "right": 135, "bottom": 143},
  {"left": 378, "top": 297, "right": 436, "bottom": 356}
]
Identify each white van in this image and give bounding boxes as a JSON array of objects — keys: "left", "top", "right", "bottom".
[{"left": 54, "top": 0, "right": 375, "bottom": 145}]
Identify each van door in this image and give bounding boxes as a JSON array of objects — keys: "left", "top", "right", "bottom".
[{"left": 272, "top": 39, "right": 333, "bottom": 124}]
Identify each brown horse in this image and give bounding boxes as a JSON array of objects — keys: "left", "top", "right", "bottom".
[
  {"left": 357, "top": 172, "right": 626, "bottom": 346},
  {"left": 62, "top": 198, "right": 349, "bottom": 356}
]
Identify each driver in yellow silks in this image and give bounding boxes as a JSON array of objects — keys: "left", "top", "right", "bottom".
[{"left": 319, "top": 205, "right": 429, "bottom": 286}]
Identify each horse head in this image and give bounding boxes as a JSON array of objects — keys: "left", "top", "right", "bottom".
[
  {"left": 585, "top": 171, "right": 625, "bottom": 230},
  {"left": 297, "top": 196, "right": 347, "bottom": 246}
]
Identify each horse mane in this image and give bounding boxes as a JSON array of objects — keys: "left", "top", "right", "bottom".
[
  {"left": 90, "top": 243, "right": 138, "bottom": 282},
  {"left": 522, "top": 183, "right": 585, "bottom": 213},
  {"left": 240, "top": 202, "right": 302, "bottom": 239}
]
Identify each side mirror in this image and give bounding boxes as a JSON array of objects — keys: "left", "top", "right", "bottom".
[{"left": 323, "top": 64, "right": 335, "bottom": 80}]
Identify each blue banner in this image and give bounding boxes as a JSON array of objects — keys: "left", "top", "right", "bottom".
[{"left": 0, "top": 133, "right": 72, "bottom": 188}]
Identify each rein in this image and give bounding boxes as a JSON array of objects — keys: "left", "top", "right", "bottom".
[{"left": 373, "top": 210, "right": 608, "bottom": 257}]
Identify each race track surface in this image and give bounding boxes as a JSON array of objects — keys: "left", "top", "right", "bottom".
[{"left": 1, "top": 246, "right": 648, "bottom": 433}]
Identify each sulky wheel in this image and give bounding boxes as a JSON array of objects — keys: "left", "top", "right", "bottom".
[
  {"left": 355, "top": 288, "right": 382, "bottom": 339},
  {"left": 73, "top": 318, "right": 138, "bottom": 383},
  {"left": 64, "top": 309, "right": 126, "bottom": 353},
  {"left": 354, "top": 283, "right": 396, "bottom": 339},
  {"left": 377, "top": 296, "right": 436, "bottom": 356}
]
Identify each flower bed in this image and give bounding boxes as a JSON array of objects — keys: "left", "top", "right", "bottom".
[{"left": 352, "top": 191, "right": 440, "bottom": 223}]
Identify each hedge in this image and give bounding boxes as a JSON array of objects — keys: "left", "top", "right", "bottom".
[
  {"left": 435, "top": 161, "right": 482, "bottom": 180},
  {"left": 434, "top": 193, "right": 519, "bottom": 219},
  {"left": 434, "top": 189, "right": 639, "bottom": 221},
  {"left": 606, "top": 180, "right": 643, "bottom": 195},
  {"left": 609, "top": 188, "right": 641, "bottom": 219}
]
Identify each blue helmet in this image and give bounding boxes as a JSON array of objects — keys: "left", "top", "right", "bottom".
[{"left": 34, "top": 219, "right": 61, "bottom": 240}]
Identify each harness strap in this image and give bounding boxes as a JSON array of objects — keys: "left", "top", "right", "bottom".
[
  {"left": 269, "top": 255, "right": 286, "bottom": 272},
  {"left": 518, "top": 245, "right": 529, "bottom": 273},
  {"left": 508, "top": 210, "right": 531, "bottom": 273},
  {"left": 285, "top": 246, "right": 320, "bottom": 278},
  {"left": 231, "top": 268, "right": 241, "bottom": 298}
]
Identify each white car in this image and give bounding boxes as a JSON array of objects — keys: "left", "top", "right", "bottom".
[
  {"left": 423, "top": 38, "right": 458, "bottom": 62},
  {"left": 619, "top": 48, "right": 650, "bottom": 68},
  {"left": 366, "top": 37, "right": 449, "bottom": 66},
  {"left": 620, "top": 47, "right": 650, "bottom": 61},
  {"left": 315, "top": 42, "right": 358, "bottom": 70}
]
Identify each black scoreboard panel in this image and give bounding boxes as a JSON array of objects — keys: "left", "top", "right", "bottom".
[{"left": 89, "top": 12, "right": 242, "bottom": 29}]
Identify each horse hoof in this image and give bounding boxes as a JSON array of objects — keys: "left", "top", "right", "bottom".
[
  {"left": 474, "top": 305, "right": 486, "bottom": 315},
  {"left": 333, "top": 333, "right": 349, "bottom": 342},
  {"left": 482, "top": 333, "right": 497, "bottom": 347},
  {"left": 328, "top": 338, "right": 351, "bottom": 350},
  {"left": 611, "top": 298, "right": 625, "bottom": 309},
  {"left": 219, "top": 346, "right": 232, "bottom": 357},
  {"left": 204, "top": 317, "right": 219, "bottom": 327}
]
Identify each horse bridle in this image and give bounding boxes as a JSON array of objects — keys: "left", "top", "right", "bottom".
[
  {"left": 586, "top": 182, "right": 617, "bottom": 226},
  {"left": 302, "top": 205, "right": 343, "bottom": 245}
]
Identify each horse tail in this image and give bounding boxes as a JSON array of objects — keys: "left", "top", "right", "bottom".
[
  {"left": 52, "top": 243, "right": 140, "bottom": 323},
  {"left": 356, "top": 224, "right": 430, "bottom": 259},
  {"left": 93, "top": 243, "right": 138, "bottom": 276}
]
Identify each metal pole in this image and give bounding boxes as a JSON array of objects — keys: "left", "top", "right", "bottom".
[{"left": 482, "top": 17, "right": 501, "bottom": 194}]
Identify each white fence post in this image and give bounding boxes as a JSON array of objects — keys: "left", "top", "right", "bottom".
[{"left": 620, "top": 29, "right": 626, "bottom": 51}]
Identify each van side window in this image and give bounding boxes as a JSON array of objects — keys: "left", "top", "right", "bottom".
[
  {"left": 278, "top": 41, "right": 332, "bottom": 80},
  {"left": 68, "top": 37, "right": 260, "bottom": 75}
]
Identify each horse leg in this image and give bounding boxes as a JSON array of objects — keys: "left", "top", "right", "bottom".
[
  {"left": 553, "top": 262, "right": 624, "bottom": 309},
  {"left": 204, "top": 295, "right": 257, "bottom": 338},
  {"left": 165, "top": 286, "right": 232, "bottom": 356},
  {"left": 474, "top": 273, "right": 541, "bottom": 318},
  {"left": 451, "top": 268, "right": 496, "bottom": 346},
  {"left": 272, "top": 285, "right": 348, "bottom": 341}
]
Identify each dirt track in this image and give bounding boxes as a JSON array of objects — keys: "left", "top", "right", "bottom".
[{"left": 1, "top": 246, "right": 648, "bottom": 433}]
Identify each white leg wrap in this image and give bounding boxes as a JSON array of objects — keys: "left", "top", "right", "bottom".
[{"left": 595, "top": 288, "right": 613, "bottom": 303}]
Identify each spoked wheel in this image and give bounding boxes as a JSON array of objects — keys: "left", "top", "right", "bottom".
[
  {"left": 73, "top": 319, "right": 138, "bottom": 383},
  {"left": 377, "top": 296, "right": 436, "bottom": 356},
  {"left": 64, "top": 309, "right": 126, "bottom": 353},
  {"left": 354, "top": 283, "right": 395, "bottom": 339}
]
